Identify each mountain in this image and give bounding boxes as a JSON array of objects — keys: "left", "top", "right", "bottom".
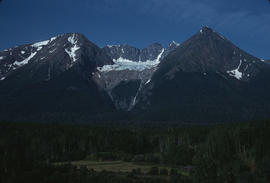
[
  {"left": 0, "top": 34, "right": 113, "bottom": 80},
  {"left": 0, "top": 33, "right": 116, "bottom": 122},
  {"left": 0, "top": 33, "right": 179, "bottom": 122},
  {"left": 0, "top": 27, "right": 270, "bottom": 123},
  {"left": 155, "top": 27, "right": 264, "bottom": 81},
  {"left": 133, "top": 26, "right": 270, "bottom": 123},
  {"left": 265, "top": 60, "right": 270, "bottom": 64}
]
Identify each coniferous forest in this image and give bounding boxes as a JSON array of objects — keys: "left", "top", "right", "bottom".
[{"left": 1, "top": 121, "right": 270, "bottom": 183}]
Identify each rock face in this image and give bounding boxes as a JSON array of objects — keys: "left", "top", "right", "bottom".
[
  {"left": 102, "top": 41, "right": 180, "bottom": 63},
  {"left": 102, "top": 45, "right": 141, "bottom": 61},
  {"left": 0, "top": 27, "right": 270, "bottom": 123},
  {"left": 93, "top": 42, "right": 179, "bottom": 110},
  {"left": 102, "top": 42, "right": 168, "bottom": 62}
]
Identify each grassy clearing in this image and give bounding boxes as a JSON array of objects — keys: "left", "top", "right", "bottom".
[{"left": 55, "top": 160, "right": 189, "bottom": 176}]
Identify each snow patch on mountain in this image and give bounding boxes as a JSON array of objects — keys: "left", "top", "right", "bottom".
[
  {"left": 145, "top": 79, "right": 151, "bottom": 85},
  {"left": 13, "top": 52, "right": 37, "bottom": 67},
  {"left": 227, "top": 60, "right": 243, "bottom": 80},
  {"left": 98, "top": 48, "right": 165, "bottom": 72},
  {"left": 170, "top": 41, "right": 180, "bottom": 47},
  {"left": 107, "top": 45, "right": 120, "bottom": 48},
  {"left": 97, "top": 58, "right": 157, "bottom": 72},
  {"left": 32, "top": 40, "right": 49, "bottom": 48},
  {"left": 32, "top": 40, "right": 50, "bottom": 51},
  {"left": 128, "top": 73, "right": 144, "bottom": 111},
  {"left": 50, "top": 37, "right": 57, "bottom": 42},
  {"left": 68, "top": 34, "right": 77, "bottom": 45},
  {"left": 32, "top": 36, "right": 58, "bottom": 51},
  {"left": 156, "top": 48, "right": 165, "bottom": 62},
  {"left": 65, "top": 34, "right": 80, "bottom": 64},
  {"left": 0, "top": 56, "right": 4, "bottom": 60},
  {"left": 131, "top": 95, "right": 137, "bottom": 108},
  {"left": 65, "top": 46, "right": 79, "bottom": 63}
]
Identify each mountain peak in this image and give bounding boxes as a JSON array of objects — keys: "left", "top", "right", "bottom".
[
  {"left": 169, "top": 41, "right": 180, "bottom": 47},
  {"left": 198, "top": 26, "right": 226, "bottom": 40},
  {"left": 157, "top": 26, "right": 263, "bottom": 81},
  {"left": 200, "top": 26, "right": 213, "bottom": 33}
]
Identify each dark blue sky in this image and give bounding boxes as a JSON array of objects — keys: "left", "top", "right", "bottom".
[{"left": 0, "top": 0, "right": 269, "bottom": 59}]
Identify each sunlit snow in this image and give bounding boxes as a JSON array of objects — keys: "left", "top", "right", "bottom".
[
  {"left": 13, "top": 52, "right": 37, "bottom": 67},
  {"left": 227, "top": 60, "right": 243, "bottom": 80},
  {"left": 0, "top": 56, "right": 4, "bottom": 60},
  {"left": 132, "top": 96, "right": 137, "bottom": 106},
  {"left": 65, "top": 34, "right": 80, "bottom": 64},
  {"left": 170, "top": 41, "right": 180, "bottom": 47},
  {"left": 107, "top": 45, "right": 120, "bottom": 48},
  {"left": 98, "top": 49, "right": 165, "bottom": 72},
  {"left": 65, "top": 46, "right": 80, "bottom": 63},
  {"left": 32, "top": 36, "right": 58, "bottom": 51},
  {"left": 68, "top": 34, "right": 77, "bottom": 45},
  {"left": 50, "top": 37, "right": 57, "bottom": 42},
  {"left": 32, "top": 40, "right": 50, "bottom": 51},
  {"left": 32, "top": 40, "right": 49, "bottom": 48},
  {"left": 145, "top": 79, "right": 151, "bottom": 85}
]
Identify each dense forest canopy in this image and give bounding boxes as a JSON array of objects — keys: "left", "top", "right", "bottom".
[{"left": 1, "top": 120, "right": 270, "bottom": 183}]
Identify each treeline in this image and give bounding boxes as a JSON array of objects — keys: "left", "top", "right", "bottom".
[{"left": 1, "top": 121, "right": 270, "bottom": 182}]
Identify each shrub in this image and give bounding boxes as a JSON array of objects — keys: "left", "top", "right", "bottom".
[
  {"left": 160, "top": 168, "right": 169, "bottom": 176},
  {"left": 170, "top": 168, "right": 178, "bottom": 175},
  {"left": 148, "top": 166, "right": 159, "bottom": 175}
]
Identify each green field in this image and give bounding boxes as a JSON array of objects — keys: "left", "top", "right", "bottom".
[{"left": 56, "top": 160, "right": 189, "bottom": 176}]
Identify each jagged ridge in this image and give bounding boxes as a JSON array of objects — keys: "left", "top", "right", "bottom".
[{"left": 0, "top": 27, "right": 270, "bottom": 123}]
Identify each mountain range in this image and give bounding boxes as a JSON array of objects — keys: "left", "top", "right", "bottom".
[{"left": 0, "top": 26, "right": 269, "bottom": 123}]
